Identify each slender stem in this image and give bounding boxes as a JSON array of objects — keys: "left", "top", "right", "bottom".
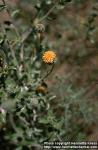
[
  {"left": 39, "top": 2, "right": 58, "bottom": 22},
  {"left": 38, "top": 0, "right": 70, "bottom": 22},
  {"left": 33, "top": 0, "right": 45, "bottom": 21},
  {"left": 21, "top": 28, "right": 33, "bottom": 44},
  {"left": 42, "top": 63, "right": 55, "bottom": 81}
]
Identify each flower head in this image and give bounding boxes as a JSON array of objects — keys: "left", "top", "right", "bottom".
[
  {"left": 36, "top": 86, "right": 47, "bottom": 95},
  {"left": 34, "top": 23, "right": 45, "bottom": 33},
  {"left": 42, "top": 50, "right": 57, "bottom": 64}
]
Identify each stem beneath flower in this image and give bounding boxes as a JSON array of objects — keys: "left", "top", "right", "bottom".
[{"left": 42, "top": 63, "right": 55, "bottom": 81}]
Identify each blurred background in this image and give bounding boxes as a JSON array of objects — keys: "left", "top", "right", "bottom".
[{"left": 0, "top": 0, "right": 98, "bottom": 149}]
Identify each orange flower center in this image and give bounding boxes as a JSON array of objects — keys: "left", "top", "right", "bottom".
[{"left": 42, "top": 50, "right": 56, "bottom": 64}]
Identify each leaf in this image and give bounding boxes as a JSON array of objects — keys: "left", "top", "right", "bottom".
[
  {"left": 38, "top": 118, "right": 49, "bottom": 124},
  {"left": 0, "top": 4, "right": 6, "bottom": 12},
  {"left": 11, "top": 9, "right": 20, "bottom": 17},
  {"left": 1, "top": 100, "right": 16, "bottom": 111}
]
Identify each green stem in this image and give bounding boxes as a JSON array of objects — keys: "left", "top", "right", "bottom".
[
  {"left": 39, "top": 2, "right": 58, "bottom": 22},
  {"left": 42, "top": 63, "right": 55, "bottom": 81}
]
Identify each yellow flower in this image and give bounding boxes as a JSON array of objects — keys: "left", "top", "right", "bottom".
[{"left": 42, "top": 50, "right": 56, "bottom": 64}]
